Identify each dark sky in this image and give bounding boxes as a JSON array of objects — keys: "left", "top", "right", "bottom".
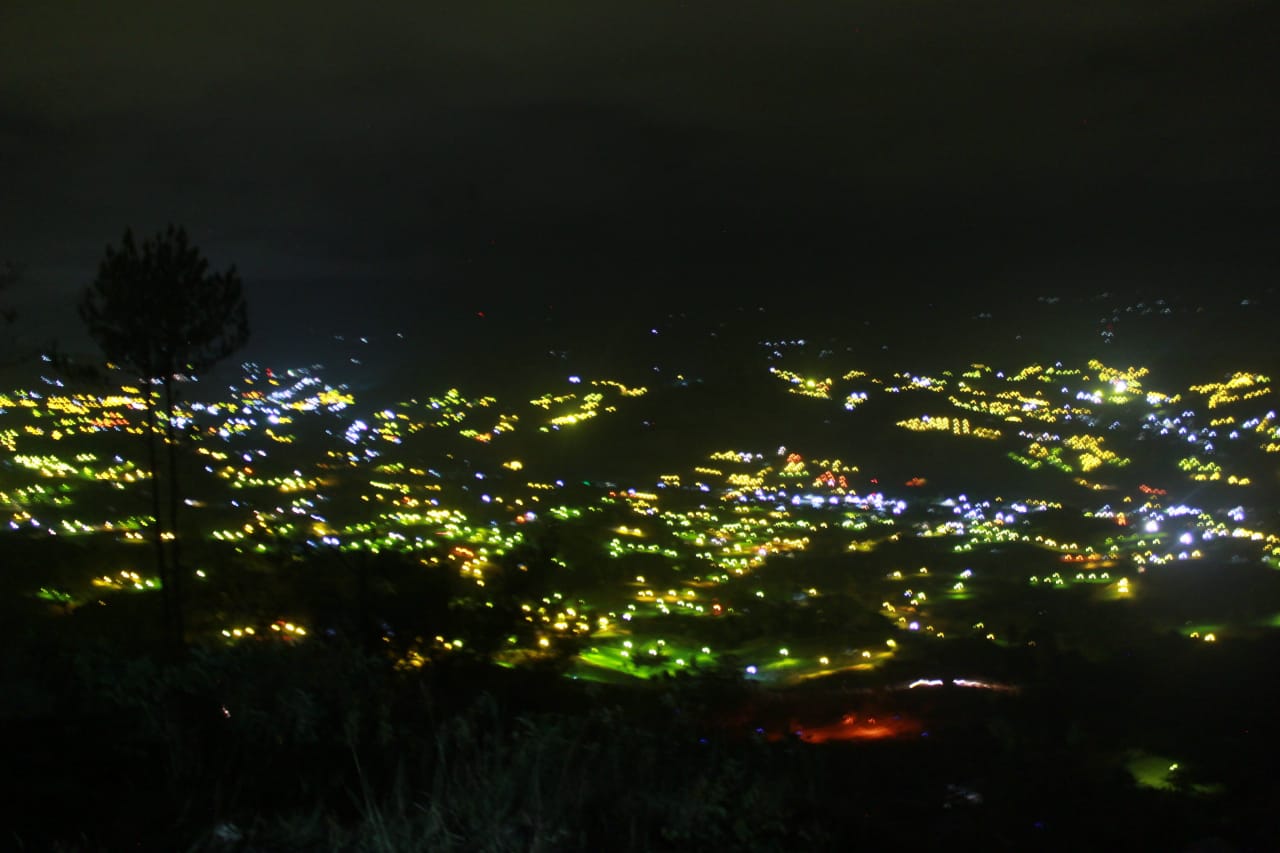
[{"left": 2, "top": 0, "right": 1277, "bottom": 348}]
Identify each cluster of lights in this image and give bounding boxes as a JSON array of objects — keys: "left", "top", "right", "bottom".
[{"left": 4, "top": 352, "right": 1277, "bottom": 683}]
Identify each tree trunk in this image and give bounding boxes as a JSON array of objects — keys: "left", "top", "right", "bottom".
[
  {"left": 142, "top": 382, "right": 174, "bottom": 648},
  {"left": 163, "top": 374, "right": 185, "bottom": 648}
]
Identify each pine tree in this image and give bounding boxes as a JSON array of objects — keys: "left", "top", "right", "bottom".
[{"left": 80, "top": 226, "right": 249, "bottom": 649}]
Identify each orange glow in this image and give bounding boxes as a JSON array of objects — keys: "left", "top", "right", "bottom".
[{"left": 772, "top": 712, "right": 922, "bottom": 743}]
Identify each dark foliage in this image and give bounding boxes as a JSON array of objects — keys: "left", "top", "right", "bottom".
[
  {"left": 3, "top": 617, "right": 1275, "bottom": 852},
  {"left": 79, "top": 226, "right": 247, "bottom": 379}
]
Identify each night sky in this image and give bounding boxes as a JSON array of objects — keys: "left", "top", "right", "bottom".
[{"left": 2, "top": 1, "right": 1277, "bottom": 356}]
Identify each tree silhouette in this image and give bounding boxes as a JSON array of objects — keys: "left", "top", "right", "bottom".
[
  {"left": 80, "top": 226, "right": 249, "bottom": 649},
  {"left": 0, "top": 260, "right": 17, "bottom": 326},
  {"left": 1, "top": 261, "right": 21, "bottom": 363}
]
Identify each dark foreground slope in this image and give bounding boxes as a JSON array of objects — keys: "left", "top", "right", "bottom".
[{"left": 3, "top": 608, "right": 1278, "bottom": 852}]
